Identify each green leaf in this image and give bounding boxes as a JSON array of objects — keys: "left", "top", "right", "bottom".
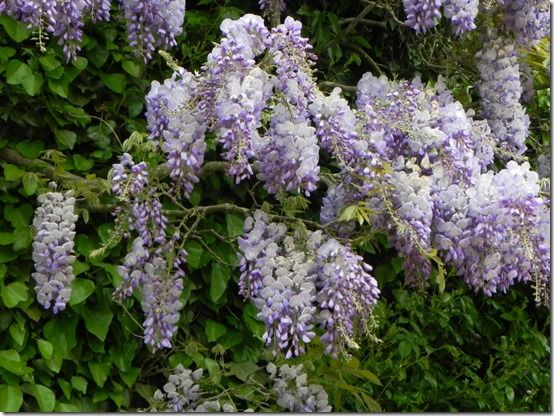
[
  {"left": 99, "top": 73, "right": 126, "bottom": 93},
  {"left": 71, "top": 376, "right": 88, "bottom": 394},
  {"left": 43, "top": 316, "right": 78, "bottom": 359},
  {"left": 8, "top": 320, "right": 25, "bottom": 346},
  {"left": 225, "top": 213, "right": 244, "bottom": 237},
  {"left": 6, "top": 60, "right": 42, "bottom": 95},
  {"left": 15, "top": 140, "right": 44, "bottom": 159},
  {"left": 0, "top": 385, "right": 23, "bottom": 411},
  {"left": 72, "top": 56, "right": 88, "bottom": 70},
  {"left": 0, "top": 350, "right": 31, "bottom": 376},
  {"left": 48, "top": 79, "right": 69, "bottom": 98},
  {"left": 360, "top": 392, "right": 382, "bottom": 412},
  {"left": 37, "top": 339, "right": 53, "bottom": 359},
  {"left": 0, "top": 232, "right": 15, "bottom": 245},
  {"left": 55, "top": 402, "right": 81, "bottom": 412},
  {"left": 218, "top": 330, "right": 243, "bottom": 349},
  {"left": 73, "top": 154, "right": 94, "bottom": 171},
  {"left": 69, "top": 279, "right": 95, "bottom": 306},
  {"left": 38, "top": 55, "right": 61, "bottom": 71},
  {"left": 81, "top": 305, "right": 113, "bottom": 341},
  {"left": 2, "top": 281, "right": 28, "bottom": 308},
  {"left": 12, "top": 227, "right": 33, "bottom": 251},
  {"left": 210, "top": 262, "right": 230, "bottom": 302},
  {"left": 26, "top": 384, "right": 55, "bottom": 412},
  {"left": 0, "top": 16, "right": 32, "bottom": 42},
  {"left": 399, "top": 340, "right": 411, "bottom": 358},
  {"left": 22, "top": 172, "right": 39, "bottom": 194},
  {"left": 205, "top": 319, "right": 226, "bottom": 342},
  {"left": 120, "top": 367, "right": 140, "bottom": 388},
  {"left": 3, "top": 163, "right": 25, "bottom": 181},
  {"left": 0, "top": 47, "right": 16, "bottom": 63},
  {"left": 54, "top": 129, "right": 77, "bottom": 150},
  {"left": 4, "top": 204, "right": 33, "bottom": 228},
  {"left": 242, "top": 303, "right": 265, "bottom": 338},
  {"left": 184, "top": 240, "right": 203, "bottom": 269},
  {"left": 122, "top": 60, "right": 141, "bottom": 77},
  {"left": 88, "top": 360, "right": 111, "bottom": 387},
  {"left": 0, "top": 247, "right": 17, "bottom": 263},
  {"left": 227, "top": 362, "right": 259, "bottom": 382},
  {"left": 58, "top": 379, "right": 72, "bottom": 400}
]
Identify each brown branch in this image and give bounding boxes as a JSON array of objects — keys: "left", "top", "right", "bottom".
[
  {"left": 344, "top": 42, "right": 383, "bottom": 76},
  {"left": 340, "top": 17, "right": 386, "bottom": 29},
  {"left": 319, "top": 81, "right": 357, "bottom": 93},
  {"left": 0, "top": 147, "right": 107, "bottom": 191}
]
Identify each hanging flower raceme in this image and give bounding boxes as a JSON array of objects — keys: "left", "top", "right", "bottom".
[
  {"left": 501, "top": 0, "right": 550, "bottom": 46},
  {"left": 267, "top": 363, "right": 332, "bottom": 412},
  {"left": 0, "top": 0, "right": 187, "bottom": 61},
  {"left": 402, "top": 0, "right": 478, "bottom": 35},
  {"left": 475, "top": 33, "right": 530, "bottom": 157},
  {"left": 238, "top": 211, "right": 380, "bottom": 358},
  {"left": 32, "top": 184, "right": 78, "bottom": 313},
  {"left": 145, "top": 68, "right": 207, "bottom": 198}
]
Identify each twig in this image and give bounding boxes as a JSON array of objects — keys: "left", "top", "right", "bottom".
[
  {"left": 340, "top": 17, "right": 386, "bottom": 29},
  {"left": 344, "top": 42, "right": 383, "bottom": 76},
  {"left": 319, "top": 81, "right": 357, "bottom": 93}
]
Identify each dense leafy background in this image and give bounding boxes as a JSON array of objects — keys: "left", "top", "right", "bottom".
[{"left": 0, "top": 0, "right": 549, "bottom": 411}]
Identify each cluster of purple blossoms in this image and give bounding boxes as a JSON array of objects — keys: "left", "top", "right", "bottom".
[
  {"left": 309, "top": 88, "right": 362, "bottom": 169},
  {"left": 385, "top": 169, "right": 434, "bottom": 287},
  {"left": 501, "top": 0, "right": 550, "bottom": 46},
  {"left": 255, "top": 103, "right": 320, "bottom": 195},
  {"left": 237, "top": 210, "right": 287, "bottom": 299},
  {"left": 152, "top": 365, "right": 204, "bottom": 412},
  {"left": 309, "top": 232, "right": 380, "bottom": 357},
  {"left": 402, "top": 0, "right": 477, "bottom": 35},
  {"left": 111, "top": 153, "right": 189, "bottom": 350},
  {"left": 238, "top": 211, "right": 380, "bottom": 357},
  {"left": 145, "top": 69, "right": 207, "bottom": 198},
  {"left": 32, "top": 185, "right": 78, "bottom": 313},
  {"left": 258, "top": 0, "right": 286, "bottom": 14},
  {"left": 0, "top": 0, "right": 186, "bottom": 61},
  {"left": 475, "top": 34, "right": 530, "bottom": 157},
  {"left": 458, "top": 162, "right": 550, "bottom": 300},
  {"left": 111, "top": 153, "right": 167, "bottom": 245},
  {"left": 267, "top": 363, "right": 332, "bottom": 412},
  {"left": 121, "top": 0, "right": 186, "bottom": 61}
]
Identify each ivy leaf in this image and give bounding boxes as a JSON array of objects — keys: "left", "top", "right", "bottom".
[
  {"left": 2, "top": 163, "right": 25, "bottom": 181},
  {"left": 99, "top": 73, "right": 126, "bottom": 93},
  {"left": 4, "top": 204, "right": 33, "bottom": 228},
  {"left": 225, "top": 213, "right": 244, "bottom": 237},
  {"left": 25, "top": 384, "right": 55, "bottom": 412},
  {"left": 122, "top": 60, "right": 141, "bottom": 77},
  {"left": 54, "top": 129, "right": 77, "bottom": 150},
  {"left": 88, "top": 360, "right": 111, "bottom": 387},
  {"left": 184, "top": 240, "right": 203, "bottom": 269},
  {"left": 0, "top": 385, "right": 23, "bottom": 411},
  {"left": 80, "top": 305, "right": 113, "bottom": 341},
  {"left": 69, "top": 279, "right": 95, "bottom": 306},
  {"left": 1, "top": 281, "right": 28, "bottom": 308},
  {"left": 37, "top": 339, "right": 54, "bottom": 360},
  {"left": 71, "top": 376, "right": 88, "bottom": 394},
  {"left": 205, "top": 319, "right": 226, "bottom": 342},
  {"left": 227, "top": 361, "right": 259, "bottom": 382},
  {"left": 43, "top": 316, "right": 78, "bottom": 359},
  {"left": 0, "top": 15, "right": 32, "bottom": 42},
  {"left": 210, "top": 262, "right": 230, "bottom": 302},
  {"left": 15, "top": 140, "right": 44, "bottom": 159}
]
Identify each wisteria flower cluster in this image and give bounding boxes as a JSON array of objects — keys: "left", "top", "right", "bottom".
[
  {"left": 111, "top": 153, "right": 187, "bottom": 350},
  {"left": 0, "top": 0, "right": 186, "bottom": 61},
  {"left": 238, "top": 210, "right": 380, "bottom": 358},
  {"left": 319, "top": 71, "right": 550, "bottom": 305},
  {"left": 475, "top": 32, "right": 530, "bottom": 156},
  {"left": 267, "top": 363, "right": 332, "bottom": 412},
  {"left": 31, "top": 184, "right": 78, "bottom": 313},
  {"left": 146, "top": 14, "right": 323, "bottom": 194},
  {"left": 402, "top": 0, "right": 478, "bottom": 35}
]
